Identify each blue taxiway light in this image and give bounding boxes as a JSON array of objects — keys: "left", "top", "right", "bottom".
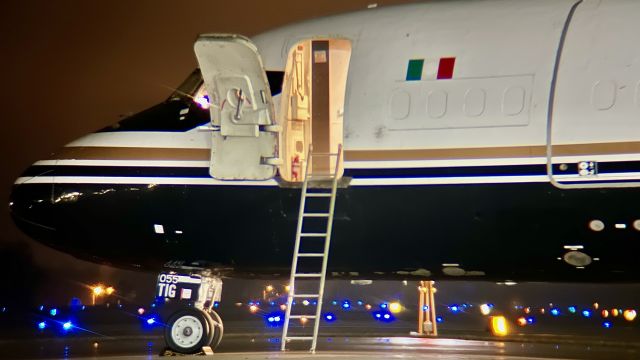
[
  {"left": 342, "top": 301, "right": 351, "bottom": 310},
  {"left": 526, "top": 316, "right": 536, "bottom": 324},
  {"left": 49, "top": 308, "right": 57, "bottom": 316},
  {"left": 373, "top": 311, "right": 395, "bottom": 322},
  {"left": 265, "top": 312, "right": 284, "bottom": 327},
  {"left": 568, "top": 306, "right": 577, "bottom": 314},
  {"left": 582, "top": 309, "right": 592, "bottom": 318},
  {"left": 62, "top": 321, "right": 73, "bottom": 331},
  {"left": 550, "top": 308, "right": 560, "bottom": 316},
  {"left": 603, "top": 321, "right": 612, "bottom": 328},
  {"left": 146, "top": 318, "right": 156, "bottom": 325},
  {"left": 37, "top": 321, "right": 46, "bottom": 330},
  {"left": 436, "top": 316, "right": 444, "bottom": 323},
  {"left": 324, "top": 313, "right": 336, "bottom": 322}
]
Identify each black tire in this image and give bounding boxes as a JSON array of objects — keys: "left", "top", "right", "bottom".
[
  {"left": 164, "top": 307, "right": 215, "bottom": 354},
  {"left": 207, "top": 310, "right": 224, "bottom": 349}
]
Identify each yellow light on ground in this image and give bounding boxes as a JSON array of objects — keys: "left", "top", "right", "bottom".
[
  {"left": 265, "top": 285, "right": 274, "bottom": 292},
  {"left": 280, "top": 304, "right": 287, "bottom": 311},
  {"left": 612, "top": 308, "right": 619, "bottom": 317},
  {"left": 593, "top": 302, "right": 599, "bottom": 310},
  {"left": 137, "top": 307, "right": 145, "bottom": 315},
  {"left": 284, "top": 285, "right": 290, "bottom": 292},
  {"left": 249, "top": 305, "right": 259, "bottom": 313},
  {"left": 490, "top": 316, "right": 509, "bottom": 336},
  {"left": 106, "top": 287, "right": 115, "bottom": 295},
  {"left": 540, "top": 308, "right": 545, "bottom": 315},
  {"left": 300, "top": 316, "right": 308, "bottom": 325},
  {"left": 479, "top": 304, "right": 492, "bottom": 316},
  {"left": 516, "top": 317, "right": 528, "bottom": 327},
  {"left": 389, "top": 302, "right": 402, "bottom": 313},
  {"left": 524, "top": 307, "right": 531, "bottom": 314},
  {"left": 601, "top": 309, "right": 609, "bottom": 318},
  {"left": 365, "top": 304, "right": 372, "bottom": 311},
  {"left": 92, "top": 286, "right": 104, "bottom": 296},
  {"left": 623, "top": 309, "right": 637, "bottom": 322}
]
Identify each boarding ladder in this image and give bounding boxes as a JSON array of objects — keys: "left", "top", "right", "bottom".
[{"left": 281, "top": 144, "right": 342, "bottom": 353}]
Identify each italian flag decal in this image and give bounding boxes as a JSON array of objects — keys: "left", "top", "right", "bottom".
[{"left": 406, "top": 57, "right": 456, "bottom": 81}]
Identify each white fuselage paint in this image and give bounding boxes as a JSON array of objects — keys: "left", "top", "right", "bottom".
[{"left": 18, "top": 0, "right": 640, "bottom": 187}]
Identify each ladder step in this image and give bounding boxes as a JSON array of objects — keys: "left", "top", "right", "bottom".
[
  {"left": 303, "top": 213, "right": 330, "bottom": 217},
  {"left": 294, "top": 273, "right": 322, "bottom": 278},
  {"left": 286, "top": 336, "right": 314, "bottom": 341},
  {"left": 305, "top": 193, "right": 332, "bottom": 197},
  {"left": 297, "top": 253, "right": 325, "bottom": 257},
  {"left": 311, "top": 152, "right": 339, "bottom": 156},
  {"left": 289, "top": 315, "right": 317, "bottom": 319},
  {"left": 291, "top": 294, "right": 320, "bottom": 298},
  {"left": 299, "top": 233, "right": 327, "bottom": 237}
]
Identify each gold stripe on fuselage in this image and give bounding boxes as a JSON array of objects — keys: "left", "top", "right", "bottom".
[
  {"left": 345, "top": 141, "right": 640, "bottom": 161},
  {"left": 56, "top": 141, "right": 640, "bottom": 162},
  {"left": 54, "top": 146, "right": 210, "bottom": 161}
]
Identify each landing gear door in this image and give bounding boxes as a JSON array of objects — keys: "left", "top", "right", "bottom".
[{"left": 194, "top": 34, "right": 279, "bottom": 180}]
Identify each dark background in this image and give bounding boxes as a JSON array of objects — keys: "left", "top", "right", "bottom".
[{"left": 0, "top": 0, "right": 419, "bottom": 308}]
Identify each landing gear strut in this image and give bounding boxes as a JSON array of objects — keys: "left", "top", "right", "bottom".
[{"left": 156, "top": 268, "right": 224, "bottom": 354}]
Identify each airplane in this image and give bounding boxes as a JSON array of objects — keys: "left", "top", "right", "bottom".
[{"left": 9, "top": 0, "right": 640, "bottom": 353}]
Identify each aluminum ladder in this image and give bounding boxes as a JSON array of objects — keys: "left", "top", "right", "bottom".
[{"left": 281, "top": 144, "right": 342, "bottom": 353}]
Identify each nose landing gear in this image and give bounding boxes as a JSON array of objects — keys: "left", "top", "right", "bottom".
[{"left": 156, "top": 268, "right": 224, "bottom": 355}]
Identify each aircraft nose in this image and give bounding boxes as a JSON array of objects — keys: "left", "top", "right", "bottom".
[{"left": 10, "top": 168, "right": 57, "bottom": 240}]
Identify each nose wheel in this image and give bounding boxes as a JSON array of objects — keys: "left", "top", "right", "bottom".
[
  {"left": 164, "top": 307, "right": 224, "bottom": 354},
  {"left": 157, "top": 269, "right": 224, "bottom": 354}
]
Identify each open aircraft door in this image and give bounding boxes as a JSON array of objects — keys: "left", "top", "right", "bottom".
[
  {"left": 195, "top": 34, "right": 280, "bottom": 180},
  {"left": 278, "top": 38, "right": 351, "bottom": 182}
]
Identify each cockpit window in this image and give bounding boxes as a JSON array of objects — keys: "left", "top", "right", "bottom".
[
  {"left": 169, "top": 69, "right": 204, "bottom": 101},
  {"left": 99, "top": 69, "right": 284, "bottom": 133},
  {"left": 266, "top": 70, "right": 284, "bottom": 96},
  {"left": 174, "top": 69, "right": 284, "bottom": 106}
]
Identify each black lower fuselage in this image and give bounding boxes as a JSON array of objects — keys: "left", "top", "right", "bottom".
[{"left": 10, "top": 168, "right": 640, "bottom": 282}]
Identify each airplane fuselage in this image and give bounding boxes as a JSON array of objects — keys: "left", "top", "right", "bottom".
[{"left": 11, "top": 0, "right": 640, "bottom": 281}]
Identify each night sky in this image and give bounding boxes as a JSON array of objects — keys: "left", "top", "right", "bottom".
[{"left": 0, "top": 1, "right": 419, "bottom": 306}]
